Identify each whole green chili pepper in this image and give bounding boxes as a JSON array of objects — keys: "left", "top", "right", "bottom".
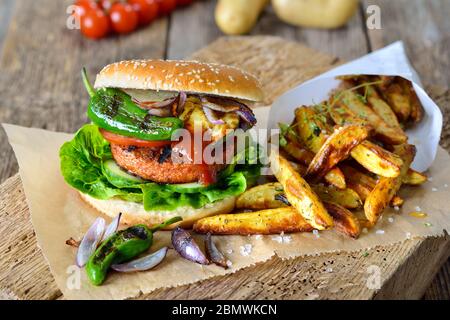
[
  {"left": 82, "top": 68, "right": 183, "bottom": 141},
  {"left": 86, "top": 216, "right": 182, "bottom": 286}
]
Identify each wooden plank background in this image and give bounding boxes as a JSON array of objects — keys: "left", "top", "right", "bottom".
[{"left": 0, "top": 0, "right": 449, "bottom": 299}]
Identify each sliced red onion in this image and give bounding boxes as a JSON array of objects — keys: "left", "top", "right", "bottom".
[
  {"left": 177, "top": 91, "right": 187, "bottom": 115},
  {"left": 205, "top": 233, "right": 228, "bottom": 269},
  {"left": 201, "top": 97, "right": 240, "bottom": 112},
  {"left": 202, "top": 106, "right": 225, "bottom": 125},
  {"left": 132, "top": 96, "right": 178, "bottom": 109},
  {"left": 147, "top": 107, "right": 172, "bottom": 117},
  {"left": 201, "top": 97, "right": 256, "bottom": 129},
  {"left": 101, "top": 213, "right": 122, "bottom": 242},
  {"left": 172, "top": 227, "right": 209, "bottom": 265},
  {"left": 76, "top": 217, "right": 105, "bottom": 267},
  {"left": 111, "top": 247, "right": 168, "bottom": 272}
]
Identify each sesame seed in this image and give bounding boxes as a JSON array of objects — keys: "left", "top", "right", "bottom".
[
  {"left": 415, "top": 206, "right": 422, "bottom": 212},
  {"left": 254, "top": 235, "right": 262, "bottom": 240},
  {"left": 226, "top": 249, "right": 233, "bottom": 254},
  {"left": 226, "top": 260, "right": 233, "bottom": 268},
  {"left": 405, "top": 232, "right": 412, "bottom": 239},
  {"left": 444, "top": 184, "right": 449, "bottom": 188},
  {"left": 376, "top": 230, "right": 385, "bottom": 235},
  {"left": 394, "top": 206, "right": 400, "bottom": 211},
  {"left": 432, "top": 187, "right": 438, "bottom": 192},
  {"left": 388, "top": 217, "right": 394, "bottom": 223}
]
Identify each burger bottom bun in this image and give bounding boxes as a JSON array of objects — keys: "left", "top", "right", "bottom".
[{"left": 79, "top": 192, "right": 236, "bottom": 229}]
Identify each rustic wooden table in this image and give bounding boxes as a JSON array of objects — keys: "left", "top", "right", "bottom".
[{"left": 0, "top": 0, "right": 449, "bottom": 299}]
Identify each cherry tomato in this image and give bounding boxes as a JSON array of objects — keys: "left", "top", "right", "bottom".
[
  {"left": 80, "top": 9, "right": 111, "bottom": 39},
  {"left": 176, "top": 0, "right": 193, "bottom": 6},
  {"left": 100, "top": 129, "right": 172, "bottom": 147},
  {"left": 73, "top": 0, "right": 98, "bottom": 20},
  {"left": 109, "top": 2, "right": 139, "bottom": 34},
  {"left": 157, "top": 0, "right": 176, "bottom": 16},
  {"left": 128, "top": 0, "right": 158, "bottom": 26}
]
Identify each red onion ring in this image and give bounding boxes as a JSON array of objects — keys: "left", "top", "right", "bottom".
[
  {"left": 202, "top": 106, "right": 225, "bottom": 125},
  {"left": 111, "top": 247, "right": 168, "bottom": 272},
  {"left": 76, "top": 217, "right": 105, "bottom": 267},
  {"left": 200, "top": 97, "right": 256, "bottom": 129},
  {"left": 132, "top": 96, "right": 178, "bottom": 109}
]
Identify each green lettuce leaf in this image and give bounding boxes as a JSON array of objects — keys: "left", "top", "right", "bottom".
[{"left": 59, "top": 124, "right": 261, "bottom": 211}]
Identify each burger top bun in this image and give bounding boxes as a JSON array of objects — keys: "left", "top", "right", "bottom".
[{"left": 94, "top": 59, "right": 264, "bottom": 102}]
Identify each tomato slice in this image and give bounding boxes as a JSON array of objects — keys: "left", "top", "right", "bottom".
[{"left": 100, "top": 129, "right": 171, "bottom": 147}]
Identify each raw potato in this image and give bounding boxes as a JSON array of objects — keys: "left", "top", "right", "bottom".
[
  {"left": 193, "top": 207, "right": 313, "bottom": 235},
  {"left": 271, "top": 152, "right": 333, "bottom": 230},
  {"left": 272, "top": 0, "right": 359, "bottom": 29},
  {"left": 215, "top": 0, "right": 269, "bottom": 35}
]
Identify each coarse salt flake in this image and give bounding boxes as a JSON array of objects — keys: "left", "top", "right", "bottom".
[
  {"left": 432, "top": 187, "right": 438, "bottom": 192},
  {"left": 394, "top": 206, "right": 400, "bottom": 211},
  {"left": 240, "top": 244, "right": 252, "bottom": 256},
  {"left": 415, "top": 206, "right": 422, "bottom": 212},
  {"left": 226, "top": 260, "right": 233, "bottom": 268},
  {"left": 388, "top": 217, "right": 394, "bottom": 223}
]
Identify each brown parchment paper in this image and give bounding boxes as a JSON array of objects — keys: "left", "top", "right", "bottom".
[{"left": 3, "top": 123, "right": 450, "bottom": 300}]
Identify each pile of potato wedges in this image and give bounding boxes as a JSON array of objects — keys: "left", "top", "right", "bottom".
[{"left": 194, "top": 76, "right": 428, "bottom": 239}]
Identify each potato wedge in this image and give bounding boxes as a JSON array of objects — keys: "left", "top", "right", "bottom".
[
  {"left": 236, "top": 182, "right": 287, "bottom": 210},
  {"left": 381, "top": 82, "right": 411, "bottom": 122},
  {"left": 330, "top": 100, "right": 370, "bottom": 128},
  {"left": 193, "top": 207, "right": 313, "bottom": 235},
  {"left": 271, "top": 152, "right": 333, "bottom": 230},
  {"left": 312, "top": 184, "right": 362, "bottom": 209},
  {"left": 350, "top": 141, "right": 403, "bottom": 178},
  {"left": 398, "top": 78, "right": 424, "bottom": 124},
  {"left": 237, "top": 182, "right": 361, "bottom": 210},
  {"left": 323, "top": 202, "right": 361, "bottom": 238},
  {"left": 364, "top": 144, "right": 416, "bottom": 225},
  {"left": 295, "top": 106, "right": 329, "bottom": 153},
  {"left": 338, "top": 90, "right": 407, "bottom": 144},
  {"left": 324, "top": 167, "right": 346, "bottom": 189},
  {"left": 365, "top": 85, "right": 402, "bottom": 130},
  {"left": 281, "top": 140, "right": 346, "bottom": 189},
  {"left": 341, "top": 164, "right": 404, "bottom": 206},
  {"left": 402, "top": 168, "right": 427, "bottom": 185},
  {"left": 306, "top": 125, "right": 369, "bottom": 180},
  {"left": 281, "top": 141, "right": 314, "bottom": 165}
]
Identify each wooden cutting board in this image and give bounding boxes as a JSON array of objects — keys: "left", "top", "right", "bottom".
[{"left": 1, "top": 36, "right": 450, "bottom": 300}]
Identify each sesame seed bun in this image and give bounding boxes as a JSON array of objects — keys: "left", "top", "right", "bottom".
[
  {"left": 94, "top": 59, "right": 264, "bottom": 102},
  {"left": 79, "top": 192, "right": 236, "bottom": 229}
]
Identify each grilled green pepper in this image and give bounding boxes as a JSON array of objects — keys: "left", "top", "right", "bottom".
[
  {"left": 82, "top": 68, "right": 183, "bottom": 141},
  {"left": 86, "top": 216, "right": 182, "bottom": 286}
]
